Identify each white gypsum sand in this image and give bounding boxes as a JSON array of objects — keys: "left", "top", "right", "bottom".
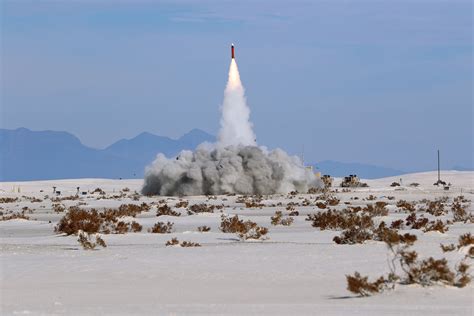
[{"left": 0, "top": 171, "right": 472, "bottom": 315}]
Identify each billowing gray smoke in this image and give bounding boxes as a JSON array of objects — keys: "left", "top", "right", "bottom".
[
  {"left": 142, "top": 145, "right": 322, "bottom": 196},
  {"left": 142, "top": 53, "right": 322, "bottom": 196}
]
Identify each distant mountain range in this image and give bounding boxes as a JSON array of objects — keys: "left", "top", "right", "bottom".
[
  {"left": 1, "top": 128, "right": 470, "bottom": 181},
  {"left": 0, "top": 128, "right": 214, "bottom": 181}
]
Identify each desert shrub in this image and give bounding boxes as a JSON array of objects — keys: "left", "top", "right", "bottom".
[
  {"left": 335, "top": 221, "right": 417, "bottom": 246},
  {"left": 52, "top": 203, "right": 65, "bottom": 213},
  {"left": 333, "top": 228, "right": 374, "bottom": 244},
  {"left": 175, "top": 200, "right": 189, "bottom": 208},
  {"left": 454, "top": 195, "right": 469, "bottom": 203},
  {"left": 409, "top": 183, "right": 420, "bottom": 187},
  {"left": 390, "top": 182, "right": 400, "bottom": 187},
  {"left": 130, "top": 221, "right": 143, "bottom": 232},
  {"left": 55, "top": 207, "right": 102, "bottom": 235},
  {"left": 77, "top": 231, "right": 107, "bottom": 250},
  {"left": 92, "top": 188, "right": 105, "bottom": 195},
  {"left": 426, "top": 200, "right": 447, "bottom": 216},
  {"left": 364, "top": 202, "right": 388, "bottom": 216},
  {"left": 457, "top": 233, "right": 474, "bottom": 248},
  {"left": 180, "top": 241, "right": 201, "bottom": 247},
  {"left": 0, "top": 197, "right": 19, "bottom": 203},
  {"left": 346, "top": 272, "right": 393, "bottom": 296},
  {"left": 271, "top": 211, "right": 283, "bottom": 225},
  {"left": 307, "top": 187, "right": 324, "bottom": 194},
  {"left": 396, "top": 200, "right": 416, "bottom": 212},
  {"left": 405, "top": 213, "right": 429, "bottom": 229},
  {"left": 366, "top": 195, "right": 376, "bottom": 201},
  {"left": 245, "top": 200, "right": 265, "bottom": 208},
  {"left": 149, "top": 222, "right": 174, "bottom": 233},
  {"left": 451, "top": 202, "right": 471, "bottom": 222},
  {"left": 1, "top": 213, "right": 30, "bottom": 221},
  {"left": 440, "top": 243, "right": 456, "bottom": 252},
  {"left": 188, "top": 203, "right": 216, "bottom": 214},
  {"left": 114, "top": 221, "right": 130, "bottom": 234},
  {"left": 390, "top": 219, "right": 404, "bottom": 229},
  {"left": 327, "top": 198, "right": 340, "bottom": 206},
  {"left": 289, "top": 210, "right": 299, "bottom": 216},
  {"left": 220, "top": 214, "right": 268, "bottom": 240},
  {"left": 423, "top": 220, "right": 448, "bottom": 233},
  {"left": 198, "top": 225, "right": 211, "bottom": 232},
  {"left": 157, "top": 204, "right": 181, "bottom": 217},
  {"left": 302, "top": 199, "right": 312, "bottom": 206},
  {"left": 307, "top": 209, "right": 374, "bottom": 231},
  {"left": 165, "top": 238, "right": 201, "bottom": 247},
  {"left": 272, "top": 211, "right": 295, "bottom": 226},
  {"left": 122, "top": 187, "right": 130, "bottom": 192},
  {"left": 316, "top": 202, "right": 326, "bottom": 209},
  {"left": 165, "top": 237, "right": 180, "bottom": 246}
]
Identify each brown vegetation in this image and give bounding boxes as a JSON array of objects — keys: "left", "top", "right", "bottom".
[
  {"left": 220, "top": 214, "right": 268, "bottom": 240},
  {"left": 149, "top": 222, "right": 174, "bottom": 233}
]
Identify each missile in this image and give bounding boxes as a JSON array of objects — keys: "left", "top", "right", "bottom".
[{"left": 231, "top": 43, "right": 235, "bottom": 59}]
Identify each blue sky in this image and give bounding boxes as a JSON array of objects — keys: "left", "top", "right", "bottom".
[{"left": 1, "top": 0, "right": 472, "bottom": 171}]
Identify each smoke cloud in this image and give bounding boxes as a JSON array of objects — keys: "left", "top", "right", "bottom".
[{"left": 142, "top": 57, "right": 322, "bottom": 196}]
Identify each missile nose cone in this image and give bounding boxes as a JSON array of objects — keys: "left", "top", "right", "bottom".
[{"left": 231, "top": 44, "right": 235, "bottom": 59}]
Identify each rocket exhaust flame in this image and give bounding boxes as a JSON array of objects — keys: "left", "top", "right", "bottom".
[
  {"left": 218, "top": 58, "right": 256, "bottom": 147},
  {"left": 141, "top": 44, "right": 322, "bottom": 196}
]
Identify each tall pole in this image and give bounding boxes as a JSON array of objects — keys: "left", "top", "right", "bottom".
[{"left": 437, "top": 149, "right": 440, "bottom": 182}]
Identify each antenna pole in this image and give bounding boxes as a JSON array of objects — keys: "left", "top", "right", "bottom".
[{"left": 437, "top": 149, "right": 440, "bottom": 182}]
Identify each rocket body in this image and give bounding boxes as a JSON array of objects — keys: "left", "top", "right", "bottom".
[{"left": 231, "top": 44, "right": 235, "bottom": 59}]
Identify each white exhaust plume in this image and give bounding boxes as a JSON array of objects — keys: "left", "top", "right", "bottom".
[
  {"left": 218, "top": 59, "right": 256, "bottom": 147},
  {"left": 142, "top": 56, "right": 322, "bottom": 196}
]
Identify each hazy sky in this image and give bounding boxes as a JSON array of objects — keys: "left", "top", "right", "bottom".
[{"left": 1, "top": 0, "right": 472, "bottom": 171}]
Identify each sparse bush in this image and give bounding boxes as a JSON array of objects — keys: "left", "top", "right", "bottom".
[
  {"left": 440, "top": 243, "right": 456, "bottom": 252},
  {"left": 188, "top": 203, "right": 216, "bottom": 214},
  {"left": 271, "top": 211, "right": 295, "bottom": 226},
  {"left": 451, "top": 202, "right": 471, "bottom": 222},
  {"left": 165, "top": 237, "right": 179, "bottom": 246},
  {"left": 364, "top": 202, "right": 388, "bottom": 216},
  {"left": 1, "top": 213, "right": 30, "bottom": 221},
  {"left": 198, "top": 225, "right": 211, "bottom": 232},
  {"left": 425, "top": 200, "right": 447, "bottom": 216},
  {"left": 366, "top": 195, "right": 376, "bottom": 201},
  {"left": 288, "top": 210, "right": 299, "bottom": 216},
  {"left": 130, "top": 221, "right": 143, "bottom": 232},
  {"left": 157, "top": 204, "right": 181, "bottom": 217},
  {"left": 52, "top": 203, "right": 65, "bottom": 213},
  {"left": 457, "top": 233, "right": 474, "bottom": 248},
  {"left": 55, "top": 207, "right": 102, "bottom": 235},
  {"left": 165, "top": 238, "right": 201, "bottom": 247},
  {"left": 0, "top": 197, "right": 18, "bottom": 203},
  {"left": 149, "top": 222, "right": 174, "bottom": 233},
  {"left": 390, "top": 219, "right": 404, "bottom": 229},
  {"left": 307, "top": 209, "right": 374, "bottom": 231},
  {"left": 390, "top": 182, "right": 400, "bottom": 187},
  {"left": 316, "top": 202, "right": 326, "bottom": 209},
  {"left": 220, "top": 214, "right": 268, "bottom": 240},
  {"left": 423, "top": 220, "right": 448, "bottom": 233},
  {"left": 396, "top": 200, "right": 415, "bottom": 212},
  {"left": 346, "top": 272, "right": 392, "bottom": 296},
  {"left": 92, "top": 188, "right": 105, "bottom": 195},
  {"left": 175, "top": 200, "right": 189, "bottom": 208},
  {"left": 77, "top": 231, "right": 107, "bottom": 250},
  {"left": 181, "top": 241, "right": 201, "bottom": 247}
]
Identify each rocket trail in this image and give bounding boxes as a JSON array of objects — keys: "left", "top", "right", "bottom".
[{"left": 218, "top": 44, "right": 256, "bottom": 147}]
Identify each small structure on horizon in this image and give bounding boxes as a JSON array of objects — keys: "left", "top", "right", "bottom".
[{"left": 434, "top": 149, "right": 446, "bottom": 186}]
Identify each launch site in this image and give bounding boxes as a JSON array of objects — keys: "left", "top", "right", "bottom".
[{"left": 1, "top": 1, "right": 472, "bottom": 315}]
